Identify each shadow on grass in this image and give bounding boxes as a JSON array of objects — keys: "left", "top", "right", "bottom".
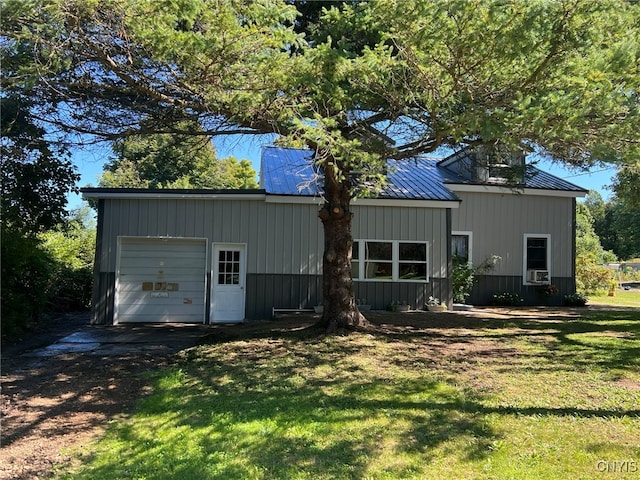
[
  {"left": 73, "top": 367, "right": 501, "bottom": 479},
  {"left": 64, "top": 307, "right": 640, "bottom": 479},
  {"left": 367, "top": 308, "right": 640, "bottom": 374}
]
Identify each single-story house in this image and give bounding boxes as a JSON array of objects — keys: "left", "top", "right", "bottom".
[{"left": 82, "top": 146, "right": 586, "bottom": 325}]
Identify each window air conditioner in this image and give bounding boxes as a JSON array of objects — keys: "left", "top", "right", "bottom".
[{"left": 528, "top": 270, "right": 550, "bottom": 284}]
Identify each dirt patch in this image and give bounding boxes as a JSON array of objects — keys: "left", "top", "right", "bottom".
[
  {"left": 1, "top": 354, "right": 168, "bottom": 480},
  {"left": 0, "top": 314, "right": 178, "bottom": 480}
]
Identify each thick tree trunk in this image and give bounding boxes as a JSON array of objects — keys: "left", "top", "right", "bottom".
[{"left": 316, "top": 165, "right": 368, "bottom": 332}]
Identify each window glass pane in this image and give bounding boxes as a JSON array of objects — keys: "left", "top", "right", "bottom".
[
  {"left": 365, "top": 261, "right": 392, "bottom": 279},
  {"left": 399, "top": 243, "right": 426, "bottom": 261},
  {"left": 399, "top": 262, "right": 427, "bottom": 280},
  {"left": 452, "top": 235, "right": 469, "bottom": 262},
  {"left": 365, "top": 242, "right": 392, "bottom": 260},
  {"left": 352, "top": 241, "right": 359, "bottom": 260},
  {"left": 217, "top": 249, "right": 241, "bottom": 285},
  {"left": 351, "top": 260, "right": 359, "bottom": 279},
  {"left": 527, "top": 238, "right": 547, "bottom": 270}
]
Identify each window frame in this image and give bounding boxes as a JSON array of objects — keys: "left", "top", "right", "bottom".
[
  {"left": 352, "top": 239, "right": 429, "bottom": 283},
  {"left": 522, "top": 234, "right": 551, "bottom": 285}
]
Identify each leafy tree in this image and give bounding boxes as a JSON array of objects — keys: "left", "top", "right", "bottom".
[
  {"left": 2, "top": 0, "right": 639, "bottom": 331},
  {"left": 606, "top": 164, "right": 640, "bottom": 259},
  {"left": 575, "top": 202, "right": 616, "bottom": 294},
  {"left": 100, "top": 124, "right": 258, "bottom": 189},
  {"left": 585, "top": 176, "right": 640, "bottom": 261},
  {"left": 0, "top": 95, "right": 80, "bottom": 335},
  {"left": 611, "top": 162, "right": 640, "bottom": 210},
  {"left": 0, "top": 95, "right": 79, "bottom": 235},
  {"left": 583, "top": 191, "right": 607, "bottom": 231}
]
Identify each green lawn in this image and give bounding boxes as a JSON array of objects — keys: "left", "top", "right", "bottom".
[
  {"left": 58, "top": 308, "right": 640, "bottom": 480},
  {"left": 589, "top": 288, "right": 640, "bottom": 308}
]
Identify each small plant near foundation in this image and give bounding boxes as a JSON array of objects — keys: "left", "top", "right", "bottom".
[{"left": 491, "top": 292, "right": 524, "bottom": 306}]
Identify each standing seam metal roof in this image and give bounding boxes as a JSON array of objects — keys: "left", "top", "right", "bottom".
[{"left": 260, "top": 147, "right": 586, "bottom": 200}]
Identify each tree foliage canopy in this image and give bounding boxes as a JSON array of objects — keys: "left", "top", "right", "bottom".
[
  {"left": 99, "top": 120, "right": 258, "bottom": 189},
  {"left": 3, "top": 0, "right": 638, "bottom": 169},
  {"left": 0, "top": 95, "right": 79, "bottom": 234}
]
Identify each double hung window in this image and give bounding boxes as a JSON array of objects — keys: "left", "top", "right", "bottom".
[
  {"left": 352, "top": 240, "right": 428, "bottom": 282},
  {"left": 523, "top": 234, "right": 551, "bottom": 284}
]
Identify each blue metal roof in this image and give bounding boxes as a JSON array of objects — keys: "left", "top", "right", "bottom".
[
  {"left": 437, "top": 162, "right": 587, "bottom": 192},
  {"left": 522, "top": 166, "right": 588, "bottom": 192},
  {"left": 260, "top": 147, "right": 586, "bottom": 200},
  {"left": 383, "top": 159, "right": 459, "bottom": 201},
  {"left": 261, "top": 147, "right": 459, "bottom": 201},
  {"left": 260, "top": 147, "right": 320, "bottom": 196}
]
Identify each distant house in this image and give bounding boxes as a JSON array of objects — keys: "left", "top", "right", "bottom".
[{"left": 82, "top": 146, "right": 586, "bottom": 325}]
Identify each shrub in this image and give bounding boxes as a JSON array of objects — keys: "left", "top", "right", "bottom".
[
  {"left": 452, "top": 261, "right": 474, "bottom": 303},
  {"left": 576, "top": 255, "right": 614, "bottom": 295},
  {"left": 491, "top": 292, "right": 524, "bottom": 306},
  {"left": 1, "top": 229, "right": 56, "bottom": 339},
  {"left": 452, "top": 255, "right": 501, "bottom": 304},
  {"left": 563, "top": 293, "right": 588, "bottom": 307}
]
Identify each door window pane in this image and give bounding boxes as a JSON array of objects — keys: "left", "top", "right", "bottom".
[{"left": 218, "top": 250, "right": 240, "bottom": 285}]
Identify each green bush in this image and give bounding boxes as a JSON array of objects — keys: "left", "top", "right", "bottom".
[
  {"left": 1, "top": 210, "right": 95, "bottom": 341},
  {"left": 1, "top": 229, "right": 56, "bottom": 338},
  {"left": 563, "top": 293, "right": 588, "bottom": 307},
  {"left": 491, "top": 292, "right": 524, "bottom": 306},
  {"left": 40, "top": 211, "right": 95, "bottom": 311},
  {"left": 576, "top": 256, "right": 614, "bottom": 295},
  {"left": 452, "top": 255, "right": 501, "bottom": 304},
  {"left": 452, "top": 261, "right": 474, "bottom": 303}
]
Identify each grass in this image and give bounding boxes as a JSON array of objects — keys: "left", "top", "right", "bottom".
[
  {"left": 57, "top": 307, "right": 640, "bottom": 480},
  {"left": 588, "top": 288, "right": 640, "bottom": 308}
]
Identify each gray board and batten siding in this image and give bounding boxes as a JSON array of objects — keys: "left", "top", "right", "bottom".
[
  {"left": 450, "top": 188, "right": 580, "bottom": 305},
  {"left": 86, "top": 191, "right": 452, "bottom": 324}
]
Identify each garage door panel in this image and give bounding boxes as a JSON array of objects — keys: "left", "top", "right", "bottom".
[
  {"left": 116, "top": 237, "right": 207, "bottom": 324},
  {"left": 121, "top": 255, "right": 202, "bottom": 273},
  {"left": 116, "top": 283, "right": 205, "bottom": 295},
  {"left": 116, "top": 291, "right": 205, "bottom": 305}
]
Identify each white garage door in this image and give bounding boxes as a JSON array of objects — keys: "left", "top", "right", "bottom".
[{"left": 115, "top": 237, "right": 207, "bottom": 323}]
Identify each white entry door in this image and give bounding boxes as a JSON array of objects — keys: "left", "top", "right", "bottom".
[{"left": 211, "top": 244, "right": 246, "bottom": 323}]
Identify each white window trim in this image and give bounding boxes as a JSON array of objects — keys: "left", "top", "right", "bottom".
[
  {"left": 352, "top": 239, "right": 430, "bottom": 283},
  {"left": 523, "top": 234, "right": 551, "bottom": 285},
  {"left": 452, "top": 231, "right": 473, "bottom": 264}
]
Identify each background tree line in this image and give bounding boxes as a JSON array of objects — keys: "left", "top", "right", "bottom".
[{"left": 576, "top": 163, "right": 640, "bottom": 295}]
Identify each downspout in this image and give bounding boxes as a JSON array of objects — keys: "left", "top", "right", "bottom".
[
  {"left": 90, "top": 199, "right": 105, "bottom": 324},
  {"left": 446, "top": 208, "right": 453, "bottom": 309},
  {"left": 571, "top": 198, "right": 577, "bottom": 293}
]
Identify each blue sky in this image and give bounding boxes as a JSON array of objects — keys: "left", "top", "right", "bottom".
[{"left": 68, "top": 136, "right": 617, "bottom": 209}]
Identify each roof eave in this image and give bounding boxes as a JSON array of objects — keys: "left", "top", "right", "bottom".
[{"left": 445, "top": 183, "right": 587, "bottom": 198}]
